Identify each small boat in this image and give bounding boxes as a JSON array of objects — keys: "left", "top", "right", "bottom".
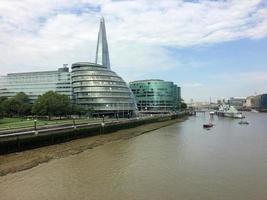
[
  {"left": 251, "top": 109, "right": 259, "bottom": 113},
  {"left": 203, "top": 123, "right": 213, "bottom": 128},
  {"left": 209, "top": 111, "right": 215, "bottom": 115},
  {"left": 238, "top": 120, "right": 249, "bottom": 125}
]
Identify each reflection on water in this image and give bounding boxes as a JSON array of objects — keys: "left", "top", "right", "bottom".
[{"left": 0, "top": 112, "right": 267, "bottom": 200}]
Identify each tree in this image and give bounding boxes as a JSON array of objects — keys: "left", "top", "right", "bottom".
[
  {"left": 0, "top": 97, "right": 7, "bottom": 118},
  {"left": 1, "top": 98, "right": 19, "bottom": 117},
  {"left": 71, "top": 105, "right": 92, "bottom": 117},
  {"left": 13, "top": 92, "right": 32, "bottom": 116},
  {"left": 32, "top": 91, "right": 71, "bottom": 119},
  {"left": 0, "top": 93, "right": 31, "bottom": 117},
  {"left": 181, "top": 102, "right": 187, "bottom": 110}
]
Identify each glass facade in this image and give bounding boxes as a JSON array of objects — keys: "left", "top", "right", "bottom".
[
  {"left": 129, "top": 79, "right": 181, "bottom": 112},
  {"left": 228, "top": 97, "right": 246, "bottom": 110},
  {"left": 251, "top": 94, "right": 267, "bottom": 111},
  {"left": 71, "top": 62, "right": 137, "bottom": 114},
  {"left": 0, "top": 67, "right": 71, "bottom": 102}
]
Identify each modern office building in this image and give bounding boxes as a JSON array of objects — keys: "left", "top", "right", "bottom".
[
  {"left": 251, "top": 94, "right": 267, "bottom": 112},
  {"left": 129, "top": 79, "right": 181, "bottom": 113},
  {"left": 71, "top": 62, "right": 136, "bottom": 115},
  {"left": 0, "top": 66, "right": 71, "bottom": 102},
  {"left": 228, "top": 97, "right": 246, "bottom": 110},
  {"left": 71, "top": 17, "right": 137, "bottom": 115}
]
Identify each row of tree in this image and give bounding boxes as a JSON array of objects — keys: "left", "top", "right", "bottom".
[
  {"left": 0, "top": 92, "right": 32, "bottom": 117},
  {"left": 0, "top": 91, "right": 87, "bottom": 119},
  {"left": 0, "top": 91, "right": 186, "bottom": 119}
]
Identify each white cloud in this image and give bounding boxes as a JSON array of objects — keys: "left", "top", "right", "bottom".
[{"left": 0, "top": 0, "right": 267, "bottom": 83}]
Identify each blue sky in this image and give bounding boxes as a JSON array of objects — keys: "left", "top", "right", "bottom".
[
  {"left": 0, "top": 0, "right": 267, "bottom": 102},
  {"left": 155, "top": 38, "right": 267, "bottom": 101}
]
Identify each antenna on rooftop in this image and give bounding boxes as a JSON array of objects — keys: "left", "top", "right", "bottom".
[{"left": 63, "top": 64, "right": 68, "bottom": 68}]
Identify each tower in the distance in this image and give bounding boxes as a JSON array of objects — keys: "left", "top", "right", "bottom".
[{"left": 95, "top": 17, "right": 110, "bottom": 69}]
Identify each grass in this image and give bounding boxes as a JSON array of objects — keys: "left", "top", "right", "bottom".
[{"left": 0, "top": 117, "right": 101, "bottom": 131}]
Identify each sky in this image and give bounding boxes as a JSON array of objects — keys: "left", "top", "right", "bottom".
[{"left": 0, "top": 0, "right": 267, "bottom": 102}]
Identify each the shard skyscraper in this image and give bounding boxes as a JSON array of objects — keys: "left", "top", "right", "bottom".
[{"left": 95, "top": 17, "right": 110, "bottom": 69}]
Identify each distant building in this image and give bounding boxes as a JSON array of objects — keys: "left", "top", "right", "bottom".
[
  {"left": 228, "top": 97, "right": 246, "bottom": 110},
  {"left": 0, "top": 67, "right": 71, "bottom": 102},
  {"left": 129, "top": 79, "right": 181, "bottom": 113},
  {"left": 251, "top": 94, "right": 267, "bottom": 112},
  {"left": 244, "top": 96, "right": 255, "bottom": 108}
]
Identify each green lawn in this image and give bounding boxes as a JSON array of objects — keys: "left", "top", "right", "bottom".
[{"left": 0, "top": 117, "right": 99, "bottom": 130}]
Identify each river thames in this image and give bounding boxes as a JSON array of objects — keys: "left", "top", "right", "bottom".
[{"left": 0, "top": 112, "right": 266, "bottom": 200}]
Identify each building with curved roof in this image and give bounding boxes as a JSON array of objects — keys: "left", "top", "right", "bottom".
[{"left": 71, "top": 62, "right": 136, "bottom": 115}]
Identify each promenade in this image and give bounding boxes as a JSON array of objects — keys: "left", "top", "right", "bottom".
[{"left": 0, "top": 113, "right": 186, "bottom": 154}]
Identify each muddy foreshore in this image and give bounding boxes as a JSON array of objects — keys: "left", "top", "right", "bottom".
[{"left": 0, "top": 117, "right": 186, "bottom": 176}]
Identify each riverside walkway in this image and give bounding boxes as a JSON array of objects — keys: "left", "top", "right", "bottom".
[{"left": 0, "top": 113, "right": 186, "bottom": 154}]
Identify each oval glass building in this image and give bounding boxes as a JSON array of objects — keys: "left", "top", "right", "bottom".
[{"left": 72, "top": 62, "right": 136, "bottom": 115}]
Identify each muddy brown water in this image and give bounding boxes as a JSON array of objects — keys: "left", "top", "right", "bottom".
[{"left": 0, "top": 112, "right": 266, "bottom": 200}]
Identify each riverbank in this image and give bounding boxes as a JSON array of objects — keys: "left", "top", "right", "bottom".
[
  {"left": 0, "top": 114, "right": 185, "bottom": 154},
  {"left": 0, "top": 117, "right": 186, "bottom": 176}
]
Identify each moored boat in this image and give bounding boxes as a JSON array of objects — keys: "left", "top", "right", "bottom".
[
  {"left": 251, "top": 109, "right": 259, "bottom": 113},
  {"left": 203, "top": 123, "right": 213, "bottom": 128},
  {"left": 209, "top": 111, "right": 215, "bottom": 115},
  {"left": 217, "top": 105, "right": 244, "bottom": 119},
  {"left": 238, "top": 121, "right": 249, "bottom": 125}
]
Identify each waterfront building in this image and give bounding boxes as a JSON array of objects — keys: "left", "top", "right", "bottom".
[
  {"left": 71, "top": 62, "right": 137, "bottom": 115},
  {"left": 244, "top": 96, "right": 255, "bottom": 108},
  {"left": 228, "top": 97, "right": 246, "bottom": 110},
  {"left": 251, "top": 94, "right": 267, "bottom": 112},
  {"left": 0, "top": 66, "right": 71, "bottom": 102},
  {"left": 129, "top": 79, "right": 181, "bottom": 113}
]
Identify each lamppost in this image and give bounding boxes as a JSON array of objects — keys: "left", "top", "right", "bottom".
[
  {"left": 146, "top": 84, "right": 148, "bottom": 112},
  {"left": 72, "top": 116, "right": 76, "bottom": 128},
  {"left": 123, "top": 103, "right": 125, "bottom": 118},
  {"left": 34, "top": 119, "right": 37, "bottom": 131},
  {"left": 146, "top": 82, "right": 150, "bottom": 112}
]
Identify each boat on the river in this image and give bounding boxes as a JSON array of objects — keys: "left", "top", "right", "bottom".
[
  {"left": 238, "top": 121, "right": 249, "bottom": 125},
  {"left": 209, "top": 111, "right": 215, "bottom": 115},
  {"left": 216, "top": 105, "right": 244, "bottom": 119},
  {"left": 251, "top": 109, "right": 259, "bottom": 113},
  {"left": 203, "top": 123, "right": 213, "bottom": 128},
  {"left": 238, "top": 119, "right": 249, "bottom": 125}
]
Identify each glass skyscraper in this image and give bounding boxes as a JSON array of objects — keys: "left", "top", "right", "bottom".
[{"left": 129, "top": 79, "right": 181, "bottom": 112}]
